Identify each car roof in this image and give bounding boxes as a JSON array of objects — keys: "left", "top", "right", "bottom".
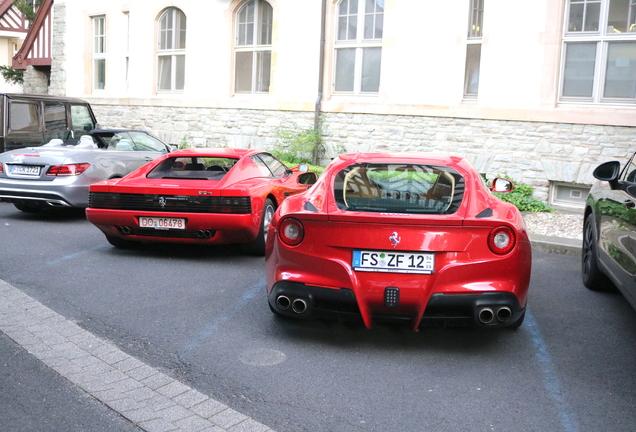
[
  {"left": 89, "top": 129, "right": 151, "bottom": 135},
  {"left": 3, "top": 93, "right": 91, "bottom": 104}
]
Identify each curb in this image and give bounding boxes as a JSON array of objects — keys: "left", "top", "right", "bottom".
[{"left": 530, "top": 233, "right": 581, "bottom": 257}]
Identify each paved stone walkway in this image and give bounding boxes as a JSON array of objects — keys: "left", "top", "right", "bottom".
[{"left": 0, "top": 279, "right": 274, "bottom": 432}]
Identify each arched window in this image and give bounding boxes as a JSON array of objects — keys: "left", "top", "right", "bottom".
[
  {"left": 234, "top": 0, "right": 273, "bottom": 94},
  {"left": 157, "top": 8, "right": 186, "bottom": 92},
  {"left": 334, "top": 0, "right": 383, "bottom": 94}
]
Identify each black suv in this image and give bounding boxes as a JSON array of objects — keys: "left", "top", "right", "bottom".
[
  {"left": 583, "top": 154, "right": 636, "bottom": 311},
  {"left": 0, "top": 93, "right": 98, "bottom": 153}
]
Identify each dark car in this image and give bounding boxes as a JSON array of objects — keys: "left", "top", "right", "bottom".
[
  {"left": 582, "top": 153, "right": 636, "bottom": 310},
  {"left": 0, "top": 93, "right": 98, "bottom": 153}
]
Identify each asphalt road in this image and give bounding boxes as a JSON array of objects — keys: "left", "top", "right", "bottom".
[{"left": 1, "top": 201, "right": 635, "bottom": 432}]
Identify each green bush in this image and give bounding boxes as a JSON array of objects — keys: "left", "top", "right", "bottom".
[
  {"left": 271, "top": 122, "right": 323, "bottom": 165},
  {"left": 0, "top": 66, "right": 23, "bottom": 85},
  {"left": 495, "top": 177, "right": 553, "bottom": 212}
]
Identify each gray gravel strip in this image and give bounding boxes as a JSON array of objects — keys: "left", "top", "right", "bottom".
[
  {"left": 0, "top": 279, "right": 274, "bottom": 432},
  {"left": 524, "top": 211, "right": 583, "bottom": 256},
  {"left": 523, "top": 211, "right": 583, "bottom": 240},
  {"left": 523, "top": 211, "right": 583, "bottom": 256}
]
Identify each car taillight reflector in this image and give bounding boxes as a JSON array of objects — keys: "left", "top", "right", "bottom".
[
  {"left": 279, "top": 218, "right": 304, "bottom": 246},
  {"left": 46, "top": 163, "right": 90, "bottom": 176},
  {"left": 488, "top": 226, "right": 516, "bottom": 255},
  {"left": 0, "top": 163, "right": 3, "bottom": 174}
]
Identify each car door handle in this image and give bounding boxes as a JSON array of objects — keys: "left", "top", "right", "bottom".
[{"left": 625, "top": 200, "right": 635, "bottom": 209}]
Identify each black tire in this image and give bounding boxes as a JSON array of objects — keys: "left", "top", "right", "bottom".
[
  {"left": 240, "top": 198, "right": 275, "bottom": 256},
  {"left": 13, "top": 200, "right": 44, "bottom": 213},
  {"left": 105, "top": 235, "right": 137, "bottom": 249},
  {"left": 582, "top": 213, "right": 614, "bottom": 291}
]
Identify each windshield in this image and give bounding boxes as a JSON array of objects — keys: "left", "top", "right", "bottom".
[
  {"left": 334, "top": 163, "right": 465, "bottom": 214},
  {"left": 147, "top": 156, "right": 238, "bottom": 180}
]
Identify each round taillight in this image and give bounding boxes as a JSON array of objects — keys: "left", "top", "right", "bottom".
[
  {"left": 488, "top": 226, "right": 516, "bottom": 255},
  {"left": 279, "top": 218, "right": 304, "bottom": 246}
]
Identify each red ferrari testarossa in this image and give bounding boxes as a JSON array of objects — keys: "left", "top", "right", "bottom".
[
  {"left": 86, "top": 147, "right": 317, "bottom": 255},
  {"left": 265, "top": 152, "right": 532, "bottom": 329}
]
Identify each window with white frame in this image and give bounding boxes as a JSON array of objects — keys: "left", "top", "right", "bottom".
[
  {"left": 561, "top": 0, "right": 636, "bottom": 103},
  {"left": 124, "top": 11, "right": 130, "bottom": 90},
  {"left": 464, "top": 0, "right": 483, "bottom": 98},
  {"left": 234, "top": 0, "right": 273, "bottom": 94},
  {"left": 157, "top": 8, "right": 186, "bottom": 92},
  {"left": 92, "top": 16, "right": 106, "bottom": 91},
  {"left": 334, "top": 0, "right": 383, "bottom": 94}
]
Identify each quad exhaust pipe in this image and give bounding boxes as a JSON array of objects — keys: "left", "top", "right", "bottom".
[
  {"left": 275, "top": 295, "right": 308, "bottom": 314},
  {"left": 292, "top": 299, "right": 307, "bottom": 314},
  {"left": 116, "top": 225, "right": 132, "bottom": 235},
  {"left": 496, "top": 306, "right": 512, "bottom": 322},
  {"left": 276, "top": 295, "right": 291, "bottom": 310},
  {"left": 197, "top": 229, "right": 213, "bottom": 239},
  {"left": 116, "top": 226, "right": 215, "bottom": 239},
  {"left": 478, "top": 306, "right": 513, "bottom": 324},
  {"left": 478, "top": 307, "right": 494, "bottom": 324}
]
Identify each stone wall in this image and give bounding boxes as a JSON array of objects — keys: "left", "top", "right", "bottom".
[
  {"left": 21, "top": 66, "right": 49, "bottom": 94},
  {"left": 48, "top": 2, "right": 66, "bottom": 96},
  {"left": 91, "top": 103, "right": 636, "bottom": 202}
]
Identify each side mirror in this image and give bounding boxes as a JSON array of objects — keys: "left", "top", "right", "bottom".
[
  {"left": 490, "top": 177, "right": 514, "bottom": 193},
  {"left": 298, "top": 172, "right": 317, "bottom": 186},
  {"left": 292, "top": 164, "right": 309, "bottom": 173},
  {"left": 593, "top": 161, "right": 621, "bottom": 182}
]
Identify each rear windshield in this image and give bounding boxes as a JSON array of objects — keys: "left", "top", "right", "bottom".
[
  {"left": 147, "top": 157, "right": 238, "bottom": 180},
  {"left": 334, "top": 163, "right": 465, "bottom": 214}
]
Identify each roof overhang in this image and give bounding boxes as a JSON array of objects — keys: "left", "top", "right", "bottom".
[{"left": 12, "top": 0, "right": 52, "bottom": 69}]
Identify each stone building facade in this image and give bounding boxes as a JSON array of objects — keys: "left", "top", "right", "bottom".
[
  {"left": 91, "top": 103, "right": 636, "bottom": 203},
  {"left": 21, "top": 0, "right": 636, "bottom": 209},
  {"left": 47, "top": 1, "right": 65, "bottom": 97}
]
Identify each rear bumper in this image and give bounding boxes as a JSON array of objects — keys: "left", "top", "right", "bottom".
[
  {"left": 268, "top": 281, "right": 525, "bottom": 329},
  {"left": 0, "top": 179, "right": 89, "bottom": 208},
  {"left": 86, "top": 208, "right": 259, "bottom": 244}
]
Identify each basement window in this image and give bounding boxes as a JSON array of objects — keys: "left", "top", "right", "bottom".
[{"left": 550, "top": 182, "right": 590, "bottom": 210}]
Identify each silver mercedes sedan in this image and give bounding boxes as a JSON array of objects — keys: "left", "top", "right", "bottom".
[{"left": 0, "top": 129, "right": 173, "bottom": 212}]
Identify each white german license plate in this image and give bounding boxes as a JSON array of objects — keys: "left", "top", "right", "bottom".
[
  {"left": 138, "top": 216, "right": 186, "bottom": 230},
  {"left": 352, "top": 250, "right": 435, "bottom": 274},
  {"left": 10, "top": 164, "right": 41, "bottom": 176}
]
